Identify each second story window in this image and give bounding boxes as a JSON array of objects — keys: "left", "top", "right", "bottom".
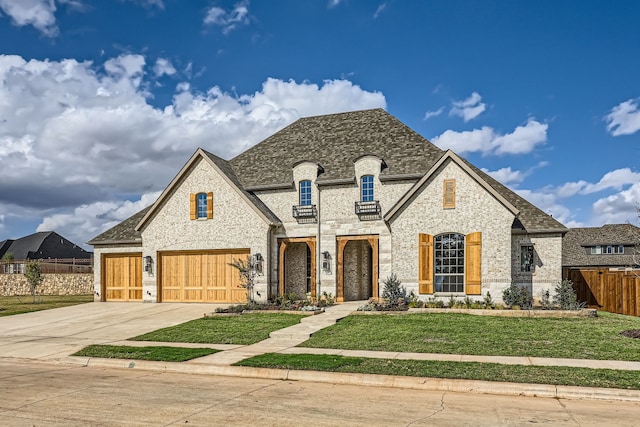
[
  {"left": 196, "top": 193, "right": 208, "bottom": 218},
  {"left": 299, "top": 180, "right": 312, "bottom": 206},
  {"left": 361, "top": 175, "right": 374, "bottom": 202}
]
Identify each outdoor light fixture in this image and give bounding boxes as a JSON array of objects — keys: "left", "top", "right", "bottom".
[
  {"left": 322, "top": 251, "right": 331, "bottom": 273},
  {"left": 252, "top": 253, "right": 264, "bottom": 276},
  {"left": 144, "top": 256, "right": 153, "bottom": 274}
]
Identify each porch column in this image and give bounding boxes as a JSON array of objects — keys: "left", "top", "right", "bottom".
[
  {"left": 336, "top": 238, "right": 348, "bottom": 302},
  {"left": 278, "top": 240, "right": 287, "bottom": 296},
  {"left": 306, "top": 240, "right": 317, "bottom": 298},
  {"left": 369, "top": 237, "right": 379, "bottom": 299}
]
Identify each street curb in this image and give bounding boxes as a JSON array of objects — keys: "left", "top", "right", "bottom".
[{"left": 60, "top": 356, "right": 640, "bottom": 402}]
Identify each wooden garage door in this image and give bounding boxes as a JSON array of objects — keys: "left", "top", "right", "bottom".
[
  {"left": 158, "top": 249, "right": 250, "bottom": 303},
  {"left": 102, "top": 253, "right": 143, "bottom": 301}
]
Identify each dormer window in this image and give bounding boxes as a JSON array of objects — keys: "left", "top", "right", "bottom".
[
  {"left": 299, "top": 180, "right": 312, "bottom": 206},
  {"left": 361, "top": 175, "right": 374, "bottom": 202}
]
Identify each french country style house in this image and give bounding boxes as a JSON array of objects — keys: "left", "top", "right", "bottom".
[{"left": 89, "top": 109, "right": 567, "bottom": 303}]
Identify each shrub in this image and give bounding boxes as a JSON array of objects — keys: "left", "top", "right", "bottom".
[
  {"left": 553, "top": 279, "right": 586, "bottom": 310},
  {"left": 424, "top": 296, "right": 444, "bottom": 308},
  {"left": 502, "top": 282, "right": 533, "bottom": 309},
  {"left": 540, "top": 289, "right": 554, "bottom": 310},
  {"left": 447, "top": 295, "right": 457, "bottom": 308},
  {"left": 483, "top": 291, "right": 494, "bottom": 309},
  {"left": 381, "top": 274, "right": 407, "bottom": 305},
  {"left": 407, "top": 291, "right": 424, "bottom": 308}
]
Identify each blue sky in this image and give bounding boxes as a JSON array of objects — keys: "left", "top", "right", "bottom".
[{"left": 0, "top": 0, "right": 639, "bottom": 250}]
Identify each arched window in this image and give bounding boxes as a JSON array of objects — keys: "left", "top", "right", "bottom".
[
  {"left": 361, "top": 175, "right": 374, "bottom": 202},
  {"left": 434, "top": 233, "right": 465, "bottom": 293},
  {"left": 299, "top": 180, "right": 312, "bottom": 206},
  {"left": 196, "top": 192, "right": 208, "bottom": 219}
]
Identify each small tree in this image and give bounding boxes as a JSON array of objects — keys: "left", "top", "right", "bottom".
[
  {"left": 229, "top": 256, "right": 257, "bottom": 304},
  {"left": 553, "top": 279, "right": 585, "bottom": 310},
  {"left": 502, "top": 282, "right": 533, "bottom": 309},
  {"left": 25, "top": 260, "right": 44, "bottom": 303},
  {"left": 1, "top": 251, "right": 14, "bottom": 261}
]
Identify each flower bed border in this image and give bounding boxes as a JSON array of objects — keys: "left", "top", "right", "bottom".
[{"left": 352, "top": 308, "right": 597, "bottom": 318}]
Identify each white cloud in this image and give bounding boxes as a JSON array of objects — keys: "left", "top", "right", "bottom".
[
  {"left": 591, "top": 182, "right": 640, "bottom": 224},
  {"left": 125, "top": 0, "right": 164, "bottom": 9},
  {"left": 605, "top": 98, "right": 640, "bottom": 136},
  {"left": 328, "top": 0, "right": 341, "bottom": 8},
  {"left": 423, "top": 106, "right": 444, "bottom": 120},
  {"left": 482, "top": 167, "right": 525, "bottom": 185},
  {"left": 432, "top": 119, "right": 547, "bottom": 156},
  {"left": 449, "top": 92, "right": 486, "bottom": 122},
  {"left": 153, "top": 58, "right": 176, "bottom": 77},
  {"left": 581, "top": 168, "right": 640, "bottom": 194},
  {"left": 0, "top": 0, "right": 59, "bottom": 37},
  {"left": 204, "top": 0, "right": 250, "bottom": 34},
  {"left": 0, "top": 54, "right": 385, "bottom": 245},
  {"left": 374, "top": 3, "right": 386, "bottom": 18}
]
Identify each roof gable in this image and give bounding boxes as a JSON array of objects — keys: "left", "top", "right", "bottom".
[
  {"left": 135, "top": 148, "right": 279, "bottom": 232},
  {"left": 385, "top": 150, "right": 519, "bottom": 222}
]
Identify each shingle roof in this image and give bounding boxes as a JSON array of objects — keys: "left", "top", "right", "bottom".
[
  {"left": 0, "top": 232, "right": 91, "bottom": 259},
  {"left": 88, "top": 207, "right": 150, "bottom": 245},
  {"left": 562, "top": 224, "right": 640, "bottom": 267},
  {"left": 90, "top": 108, "right": 568, "bottom": 245},
  {"left": 230, "top": 108, "right": 444, "bottom": 188}
]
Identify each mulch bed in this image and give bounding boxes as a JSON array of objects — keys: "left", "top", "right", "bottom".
[{"left": 621, "top": 329, "right": 640, "bottom": 339}]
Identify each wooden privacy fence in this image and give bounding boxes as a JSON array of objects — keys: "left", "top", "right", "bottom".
[
  {"left": 0, "top": 258, "right": 93, "bottom": 274},
  {"left": 564, "top": 268, "right": 640, "bottom": 317}
]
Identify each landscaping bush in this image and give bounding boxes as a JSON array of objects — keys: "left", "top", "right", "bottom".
[
  {"left": 553, "top": 279, "right": 586, "bottom": 310},
  {"left": 502, "top": 282, "right": 533, "bottom": 309},
  {"left": 381, "top": 274, "right": 407, "bottom": 305},
  {"left": 540, "top": 289, "right": 554, "bottom": 310}
]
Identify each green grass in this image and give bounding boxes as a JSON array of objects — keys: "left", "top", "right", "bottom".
[
  {"left": 0, "top": 295, "right": 93, "bottom": 316},
  {"left": 236, "top": 353, "right": 640, "bottom": 390},
  {"left": 74, "top": 344, "right": 218, "bottom": 362},
  {"left": 130, "top": 313, "right": 305, "bottom": 345},
  {"left": 300, "top": 312, "right": 640, "bottom": 361}
]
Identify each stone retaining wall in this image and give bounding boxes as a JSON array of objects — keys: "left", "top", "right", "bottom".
[{"left": 0, "top": 274, "right": 93, "bottom": 296}]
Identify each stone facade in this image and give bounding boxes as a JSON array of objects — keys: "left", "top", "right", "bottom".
[
  {"left": 141, "top": 157, "right": 271, "bottom": 302},
  {"left": 389, "top": 159, "right": 515, "bottom": 300},
  {"left": 511, "top": 232, "right": 563, "bottom": 300},
  {"left": 0, "top": 274, "right": 93, "bottom": 296}
]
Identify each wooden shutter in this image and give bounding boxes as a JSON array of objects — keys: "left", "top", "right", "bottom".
[
  {"left": 206, "top": 192, "right": 213, "bottom": 219},
  {"left": 465, "top": 232, "right": 482, "bottom": 294},
  {"left": 443, "top": 179, "right": 456, "bottom": 209},
  {"left": 189, "top": 193, "right": 197, "bottom": 220},
  {"left": 418, "top": 233, "right": 434, "bottom": 294}
]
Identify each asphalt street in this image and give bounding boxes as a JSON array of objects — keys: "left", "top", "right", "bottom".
[{"left": 1, "top": 360, "right": 639, "bottom": 426}]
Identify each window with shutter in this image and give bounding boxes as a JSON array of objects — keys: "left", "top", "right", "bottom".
[
  {"left": 418, "top": 233, "right": 434, "bottom": 294},
  {"left": 206, "top": 192, "right": 213, "bottom": 219},
  {"left": 443, "top": 179, "right": 456, "bottom": 209},
  {"left": 189, "top": 193, "right": 197, "bottom": 220}
]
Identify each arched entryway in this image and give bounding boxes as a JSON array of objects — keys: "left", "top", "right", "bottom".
[
  {"left": 336, "top": 235, "right": 379, "bottom": 302},
  {"left": 278, "top": 237, "right": 316, "bottom": 299}
]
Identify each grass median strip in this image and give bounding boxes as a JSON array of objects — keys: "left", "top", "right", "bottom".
[
  {"left": 0, "top": 295, "right": 93, "bottom": 316},
  {"left": 74, "top": 345, "right": 219, "bottom": 362},
  {"left": 300, "top": 312, "right": 640, "bottom": 361},
  {"left": 235, "top": 353, "right": 640, "bottom": 390},
  {"left": 130, "top": 313, "right": 305, "bottom": 345}
]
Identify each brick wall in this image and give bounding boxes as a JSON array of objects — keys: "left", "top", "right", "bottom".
[{"left": 0, "top": 274, "right": 93, "bottom": 296}]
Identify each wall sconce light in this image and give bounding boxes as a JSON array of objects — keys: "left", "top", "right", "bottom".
[
  {"left": 252, "top": 253, "right": 264, "bottom": 276},
  {"left": 144, "top": 256, "right": 153, "bottom": 274},
  {"left": 322, "top": 251, "right": 331, "bottom": 273}
]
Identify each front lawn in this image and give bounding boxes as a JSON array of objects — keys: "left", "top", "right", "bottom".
[
  {"left": 130, "top": 313, "right": 305, "bottom": 345},
  {"left": 74, "top": 345, "right": 218, "bottom": 362},
  {"left": 300, "top": 311, "right": 640, "bottom": 361},
  {"left": 0, "top": 295, "right": 93, "bottom": 316},
  {"left": 236, "top": 353, "right": 640, "bottom": 390}
]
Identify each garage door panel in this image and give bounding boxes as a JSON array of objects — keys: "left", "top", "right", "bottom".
[
  {"left": 102, "top": 253, "right": 143, "bottom": 302},
  {"left": 159, "top": 250, "right": 249, "bottom": 303}
]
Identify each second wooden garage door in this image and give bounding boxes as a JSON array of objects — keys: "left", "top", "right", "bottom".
[
  {"left": 158, "top": 249, "right": 250, "bottom": 303},
  {"left": 102, "top": 253, "right": 143, "bottom": 301}
]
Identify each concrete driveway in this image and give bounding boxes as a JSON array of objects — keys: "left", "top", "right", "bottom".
[{"left": 0, "top": 302, "right": 222, "bottom": 361}]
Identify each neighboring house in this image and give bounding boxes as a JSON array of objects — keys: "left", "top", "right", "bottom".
[
  {"left": 89, "top": 109, "right": 567, "bottom": 303},
  {"left": 563, "top": 224, "right": 640, "bottom": 314},
  {"left": 0, "top": 231, "right": 93, "bottom": 274}
]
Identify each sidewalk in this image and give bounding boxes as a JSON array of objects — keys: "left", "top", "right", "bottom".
[{"left": 5, "top": 302, "right": 640, "bottom": 402}]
